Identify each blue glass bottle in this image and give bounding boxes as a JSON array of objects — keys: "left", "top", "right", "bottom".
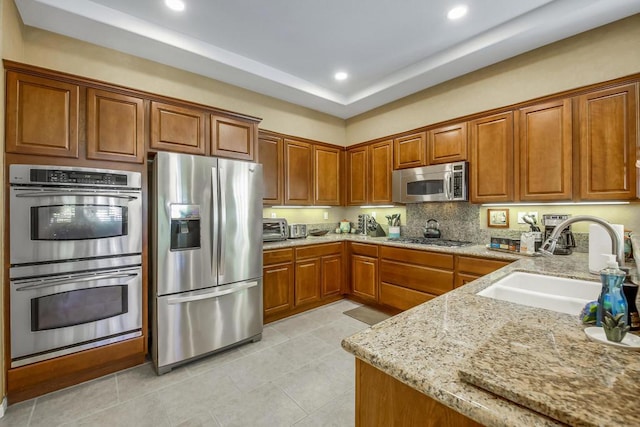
[{"left": 596, "top": 255, "right": 628, "bottom": 332}]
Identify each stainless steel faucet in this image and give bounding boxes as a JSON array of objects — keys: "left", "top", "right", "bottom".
[{"left": 539, "top": 215, "right": 626, "bottom": 272}]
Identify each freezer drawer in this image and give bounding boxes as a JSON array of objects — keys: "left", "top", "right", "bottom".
[{"left": 153, "top": 279, "right": 262, "bottom": 374}]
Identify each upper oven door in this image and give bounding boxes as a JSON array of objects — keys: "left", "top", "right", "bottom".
[{"left": 10, "top": 187, "right": 142, "bottom": 265}]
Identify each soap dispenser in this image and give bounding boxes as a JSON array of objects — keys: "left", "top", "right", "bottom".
[{"left": 596, "top": 254, "right": 629, "bottom": 341}]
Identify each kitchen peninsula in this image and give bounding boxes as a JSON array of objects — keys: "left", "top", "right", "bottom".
[{"left": 342, "top": 253, "right": 640, "bottom": 426}]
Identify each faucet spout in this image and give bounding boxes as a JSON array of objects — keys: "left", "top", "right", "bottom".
[{"left": 539, "top": 215, "right": 625, "bottom": 270}]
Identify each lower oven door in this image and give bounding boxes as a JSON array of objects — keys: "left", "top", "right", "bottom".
[
  {"left": 10, "top": 265, "right": 142, "bottom": 366},
  {"left": 154, "top": 279, "right": 262, "bottom": 374}
]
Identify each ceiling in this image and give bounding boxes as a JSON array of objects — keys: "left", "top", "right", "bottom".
[{"left": 14, "top": 0, "right": 640, "bottom": 119}]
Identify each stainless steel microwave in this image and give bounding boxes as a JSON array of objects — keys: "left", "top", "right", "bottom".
[{"left": 392, "top": 161, "right": 468, "bottom": 203}]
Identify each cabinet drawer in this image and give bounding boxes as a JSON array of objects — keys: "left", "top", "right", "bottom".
[
  {"left": 350, "top": 242, "right": 379, "bottom": 257},
  {"left": 295, "top": 242, "right": 342, "bottom": 259},
  {"left": 380, "top": 260, "right": 454, "bottom": 295},
  {"left": 380, "top": 246, "right": 454, "bottom": 270},
  {"left": 456, "top": 256, "right": 510, "bottom": 276},
  {"left": 263, "top": 248, "right": 294, "bottom": 265},
  {"left": 379, "top": 282, "right": 434, "bottom": 311}
]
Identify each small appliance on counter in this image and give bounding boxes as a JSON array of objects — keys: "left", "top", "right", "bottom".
[
  {"left": 358, "top": 214, "right": 386, "bottom": 237},
  {"left": 288, "top": 223, "right": 307, "bottom": 239},
  {"left": 263, "top": 218, "right": 288, "bottom": 242},
  {"left": 542, "top": 214, "right": 575, "bottom": 255}
]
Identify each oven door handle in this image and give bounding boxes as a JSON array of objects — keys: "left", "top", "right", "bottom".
[
  {"left": 14, "top": 191, "right": 139, "bottom": 200},
  {"left": 15, "top": 272, "right": 139, "bottom": 291},
  {"left": 167, "top": 281, "right": 258, "bottom": 305}
]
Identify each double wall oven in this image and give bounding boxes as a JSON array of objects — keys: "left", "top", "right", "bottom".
[{"left": 9, "top": 165, "right": 143, "bottom": 368}]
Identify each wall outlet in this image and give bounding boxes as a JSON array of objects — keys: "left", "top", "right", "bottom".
[
  {"left": 517, "top": 211, "right": 539, "bottom": 225},
  {"left": 517, "top": 212, "right": 527, "bottom": 224},
  {"left": 371, "top": 211, "right": 376, "bottom": 219},
  {"left": 323, "top": 211, "right": 329, "bottom": 220},
  {"left": 270, "top": 212, "right": 276, "bottom": 218}
]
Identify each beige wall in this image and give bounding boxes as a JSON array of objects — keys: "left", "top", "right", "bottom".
[
  {"left": 345, "top": 14, "right": 640, "bottom": 144},
  {"left": 1, "top": 0, "right": 346, "bottom": 146}
]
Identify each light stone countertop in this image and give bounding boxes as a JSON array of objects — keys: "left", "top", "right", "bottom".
[{"left": 340, "top": 253, "right": 640, "bottom": 427}]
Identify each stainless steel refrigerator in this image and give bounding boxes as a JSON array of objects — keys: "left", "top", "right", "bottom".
[{"left": 151, "top": 151, "right": 263, "bottom": 374}]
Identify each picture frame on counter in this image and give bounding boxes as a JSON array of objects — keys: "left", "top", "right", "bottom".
[{"left": 488, "top": 208, "right": 509, "bottom": 228}]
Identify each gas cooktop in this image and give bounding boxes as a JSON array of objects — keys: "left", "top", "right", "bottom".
[{"left": 387, "top": 237, "right": 474, "bottom": 247}]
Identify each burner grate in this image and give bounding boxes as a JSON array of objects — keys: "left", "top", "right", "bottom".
[{"left": 387, "top": 237, "right": 473, "bottom": 247}]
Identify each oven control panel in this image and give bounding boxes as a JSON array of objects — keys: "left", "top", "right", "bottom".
[
  {"left": 9, "top": 164, "right": 141, "bottom": 189},
  {"left": 30, "top": 169, "right": 128, "bottom": 186}
]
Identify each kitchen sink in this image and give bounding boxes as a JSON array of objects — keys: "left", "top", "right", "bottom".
[{"left": 477, "top": 272, "right": 601, "bottom": 315}]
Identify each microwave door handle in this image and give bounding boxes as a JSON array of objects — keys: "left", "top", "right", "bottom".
[
  {"left": 15, "top": 192, "right": 138, "bottom": 201},
  {"left": 444, "top": 172, "right": 453, "bottom": 200},
  {"left": 15, "top": 272, "right": 139, "bottom": 291},
  {"left": 167, "top": 281, "right": 258, "bottom": 304}
]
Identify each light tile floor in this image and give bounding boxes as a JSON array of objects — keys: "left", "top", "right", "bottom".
[{"left": 1, "top": 299, "right": 367, "bottom": 427}]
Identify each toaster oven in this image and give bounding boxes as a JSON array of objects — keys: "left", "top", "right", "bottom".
[{"left": 263, "top": 218, "right": 288, "bottom": 241}]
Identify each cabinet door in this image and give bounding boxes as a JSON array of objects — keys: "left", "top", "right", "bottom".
[
  {"left": 347, "top": 146, "right": 368, "bottom": 206},
  {"left": 322, "top": 254, "right": 343, "bottom": 298},
  {"left": 295, "top": 258, "right": 321, "bottom": 306},
  {"left": 427, "top": 123, "right": 467, "bottom": 165},
  {"left": 517, "top": 99, "right": 572, "bottom": 201},
  {"left": 469, "top": 112, "right": 514, "bottom": 203},
  {"left": 284, "top": 139, "right": 314, "bottom": 205},
  {"left": 454, "top": 273, "right": 480, "bottom": 288},
  {"left": 150, "top": 101, "right": 206, "bottom": 155},
  {"left": 369, "top": 140, "right": 393, "bottom": 204},
  {"left": 352, "top": 255, "right": 378, "bottom": 302},
  {"left": 210, "top": 115, "right": 257, "bottom": 161},
  {"left": 578, "top": 84, "right": 637, "bottom": 200},
  {"left": 263, "top": 262, "right": 294, "bottom": 316},
  {"left": 5, "top": 71, "right": 79, "bottom": 158},
  {"left": 258, "top": 132, "right": 284, "bottom": 205},
  {"left": 87, "top": 89, "right": 145, "bottom": 163},
  {"left": 394, "top": 132, "right": 426, "bottom": 169},
  {"left": 314, "top": 145, "right": 342, "bottom": 206}
]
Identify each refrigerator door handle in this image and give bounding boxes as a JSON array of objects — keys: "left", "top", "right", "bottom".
[
  {"left": 211, "top": 166, "right": 219, "bottom": 279},
  {"left": 166, "top": 281, "right": 258, "bottom": 304},
  {"left": 218, "top": 166, "right": 226, "bottom": 278}
]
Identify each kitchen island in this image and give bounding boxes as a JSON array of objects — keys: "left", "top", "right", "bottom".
[{"left": 341, "top": 253, "right": 640, "bottom": 426}]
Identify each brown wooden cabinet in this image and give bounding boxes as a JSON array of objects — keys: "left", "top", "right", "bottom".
[
  {"left": 5, "top": 71, "right": 79, "bottom": 158},
  {"left": 469, "top": 111, "right": 515, "bottom": 203},
  {"left": 427, "top": 122, "right": 467, "bottom": 165},
  {"left": 263, "top": 249, "right": 295, "bottom": 318},
  {"left": 355, "top": 359, "right": 482, "bottom": 427},
  {"left": 393, "top": 131, "right": 426, "bottom": 169},
  {"left": 284, "top": 139, "right": 314, "bottom": 205},
  {"left": 454, "top": 255, "right": 511, "bottom": 288},
  {"left": 150, "top": 101, "right": 206, "bottom": 155},
  {"left": 210, "top": 115, "right": 257, "bottom": 161},
  {"left": 577, "top": 83, "right": 638, "bottom": 200},
  {"left": 347, "top": 140, "right": 393, "bottom": 205},
  {"left": 379, "top": 246, "right": 454, "bottom": 311},
  {"left": 313, "top": 144, "right": 342, "bottom": 206},
  {"left": 516, "top": 99, "right": 572, "bottom": 201},
  {"left": 258, "top": 131, "right": 284, "bottom": 205},
  {"left": 295, "top": 258, "right": 322, "bottom": 306},
  {"left": 87, "top": 88, "right": 145, "bottom": 163},
  {"left": 350, "top": 243, "right": 380, "bottom": 302},
  {"left": 322, "top": 254, "right": 343, "bottom": 297}
]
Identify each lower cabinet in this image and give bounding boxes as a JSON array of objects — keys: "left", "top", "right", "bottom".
[
  {"left": 355, "top": 359, "right": 482, "bottom": 427},
  {"left": 263, "top": 243, "right": 344, "bottom": 323},
  {"left": 349, "top": 243, "right": 379, "bottom": 303},
  {"left": 454, "top": 256, "right": 511, "bottom": 288}
]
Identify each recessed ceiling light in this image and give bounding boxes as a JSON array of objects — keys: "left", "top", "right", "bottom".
[
  {"left": 334, "top": 71, "right": 348, "bottom": 81},
  {"left": 447, "top": 5, "right": 468, "bottom": 20},
  {"left": 165, "top": 0, "right": 185, "bottom": 12}
]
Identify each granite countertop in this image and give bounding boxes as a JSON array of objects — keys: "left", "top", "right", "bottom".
[
  {"left": 264, "top": 234, "right": 525, "bottom": 262},
  {"left": 341, "top": 253, "right": 640, "bottom": 427}
]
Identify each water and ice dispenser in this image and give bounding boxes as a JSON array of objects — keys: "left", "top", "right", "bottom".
[{"left": 169, "top": 204, "right": 201, "bottom": 251}]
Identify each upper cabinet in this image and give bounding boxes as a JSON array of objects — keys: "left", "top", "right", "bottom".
[
  {"left": 210, "top": 115, "right": 258, "bottom": 161},
  {"left": 577, "top": 83, "right": 638, "bottom": 200},
  {"left": 284, "top": 139, "right": 314, "bottom": 205},
  {"left": 469, "top": 112, "right": 514, "bottom": 204},
  {"left": 347, "top": 139, "right": 393, "bottom": 206},
  {"left": 150, "top": 101, "right": 206, "bottom": 155},
  {"left": 427, "top": 123, "right": 467, "bottom": 165},
  {"left": 5, "top": 71, "right": 79, "bottom": 158},
  {"left": 516, "top": 99, "right": 572, "bottom": 201},
  {"left": 313, "top": 145, "right": 342, "bottom": 206},
  {"left": 393, "top": 132, "right": 426, "bottom": 169},
  {"left": 258, "top": 131, "right": 284, "bottom": 206},
  {"left": 87, "top": 88, "right": 145, "bottom": 163}
]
